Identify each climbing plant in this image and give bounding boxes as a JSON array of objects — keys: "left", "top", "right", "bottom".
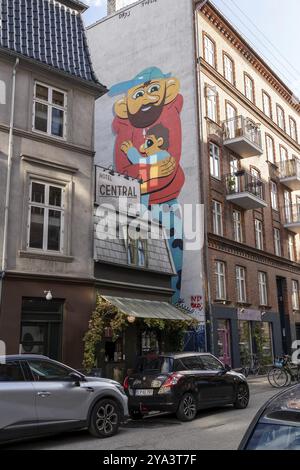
[{"left": 83, "top": 294, "right": 198, "bottom": 372}]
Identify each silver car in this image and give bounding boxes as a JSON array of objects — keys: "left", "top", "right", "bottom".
[{"left": 0, "top": 355, "right": 128, "bottom": 443}]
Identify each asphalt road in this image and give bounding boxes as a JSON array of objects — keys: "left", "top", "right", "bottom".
[{"left": 5, "top": 378, "right": 279, "bottom": 451}]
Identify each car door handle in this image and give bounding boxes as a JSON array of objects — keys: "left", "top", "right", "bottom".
[{"left": 37, "top": 391, "right": 51, "bottom": 397}]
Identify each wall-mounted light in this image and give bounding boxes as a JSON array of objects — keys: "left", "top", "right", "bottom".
[
  {"left": 44, "top": 290, "right": 53, "bottom": 301},
  {"left": 127, "top": 315, "right": 136, "bottom": 324}
]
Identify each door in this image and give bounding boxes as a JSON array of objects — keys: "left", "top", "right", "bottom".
[
  {"left": 0, "top": 361, "right": 37, "bottom": 440},
  {"left": 200, "top": 354, "right": 235, "bottom": 403},
  {"left": 217, "top": 320, "right": 232, "bottom": 366},
  {"left": 276, "top": 277, "right": 292, "bottom": 354},
  {"left": 26, "top": 359, "right": 92, "bottom": 424}
]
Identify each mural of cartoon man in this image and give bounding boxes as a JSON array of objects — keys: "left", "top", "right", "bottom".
[{"left": 109, "top": 67, "right": 185, "bottom": 302}]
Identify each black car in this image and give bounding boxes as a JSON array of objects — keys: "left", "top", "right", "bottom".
[
  {"left": 124, "top": 352, "right": 249, "bottom": 421},
  {"left": 239, "top": 384, "right": 300, "bottom": 450}
]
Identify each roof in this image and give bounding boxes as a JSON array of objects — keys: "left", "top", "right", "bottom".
[
  {"left": 102, "top": 296, "right": 194, "bottom": 321},
  {"left": 0, "top": 0, "right": 105, "bottom": 90},
  {"left": 0, "top": 354, "right": 49, "bottom": 361}
]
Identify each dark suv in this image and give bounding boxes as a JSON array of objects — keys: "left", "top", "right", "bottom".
[{"left": 124, "top": 352, "right": 249, "bottom": 421}]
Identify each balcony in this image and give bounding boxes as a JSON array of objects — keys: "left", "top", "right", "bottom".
[
  {"left": 279, "top": 157, "right": 300, "bottom": 190},
  {"left": 222, "top": 116, "right": 263, "bottom": 158},
  {"left": 225, "top": 171, "right": 268, "bottom": 210},
  {"left": 284, "top": 204, "right": 300, "bottom": 233}
]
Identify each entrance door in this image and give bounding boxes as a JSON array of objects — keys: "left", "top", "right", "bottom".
[
  {"left": 20, "top": 298, "right": 64, "bottom": 360},
  {"left": 217, "top": 320, "right": 232, "bottom": 366},
  {"left": 276, "top": 277, "right": 292, "bottom": 354}
]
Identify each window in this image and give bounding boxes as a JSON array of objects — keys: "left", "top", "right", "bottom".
[
  {"left": 255, "top": 219, "right": 264, "bottom": 250},
  {"left": 204, "top": 34, "right": 216, "bottom": 67},
  {"left": 0, "top": 362, "right": 25, "bottom": 382},
  {"left": 212, "top": 200, "right": 223, "bottom": 236},
  {"left": 200, "top": 355, "right": 224, "bottom": 371},
  {"left": 226, "top": 102, "right": 237, "bottom": 139},
  {"left": 236, "top": 266, "right": 247, "bottom": 303},
  {"left": 288, "top": 234, "right": 295, "bottom": 261},
  {"left": 273, "top": 228, "right": 281, "bottom": 257},
  {"left": 258, "top": 272, "right": 268, "bottom": 306},
  {"left": 127, "top": 232, "right": 147, "bottom": 267},
  {"left": 284, "top": 190, "right": 292, "bottom": 223},
  {"left": 223, "top": 54, "right": 234, "bottom": 84},
  {"left": 289, "top": 117, "right": 298, "bottom": 142},
  {"left": 27, "top": 360, "right": 73, "bottom": 381},
  {"left": 244, "top": 74, "right": 254, "bottom": 102},
  {"left": 262, "top": 91, "right": 272, "bottom": 118},
  {"left": 276, "top": 105, "right": 285, "bottom": 131},
  {"left": 215, "top": 261, "right": 226, "bottom": 300},
  {"left": 33, "top": 82, "right": 67, "bottom": 138},
  {"left": 270, "top": 181, "right": 278, "bottom": 210},
  {"left": 266, "top": 135, "right": 275, "bottom": 164},
  {"left": 280, "top": 146, "right": 288, "bottom": 163},
  {"left": 206, "top": 87, "right": 218, "bottom": 122},
  {"left": 233, "top": 210, "right": 243, "bottom": 243},
  {"left": 292, "top": 280, "right": 300, "bottom": 310},
  {"left": 28, "top": 181, "right": 64, "bottom": 252},
  {"left": 209, "top": 142, "right": 220, "bottom": 179}
]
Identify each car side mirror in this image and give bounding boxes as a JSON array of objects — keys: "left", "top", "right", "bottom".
[
  {"left": 224, "top": 364, "right": 231, "bottom": 372},
  {"left": 69, "top": 372, "right": 83, "bottom": 386}
]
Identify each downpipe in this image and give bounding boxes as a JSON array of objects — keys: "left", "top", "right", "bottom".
[{"left": 0, "top": 58, "right": 19, "bottom": 316}]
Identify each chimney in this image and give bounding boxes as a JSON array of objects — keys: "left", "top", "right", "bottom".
[{"left": 107, "top": 0, "right": 116, "bottom": 15}]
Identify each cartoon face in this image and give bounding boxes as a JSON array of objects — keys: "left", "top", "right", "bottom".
[
  {"left": 139, "top": 134, "right": 164, "bottom": 156},
  {"left": 114, "top": 77, "right": 180, "bottom": 129}
]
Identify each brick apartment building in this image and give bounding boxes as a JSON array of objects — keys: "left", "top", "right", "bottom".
[{"left": 87, "top": 0, "right": 300, "bottom": 368}]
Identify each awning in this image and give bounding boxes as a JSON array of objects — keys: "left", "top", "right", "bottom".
[{"left": 102, "top": 296, "right": 193, "bottom": 321}]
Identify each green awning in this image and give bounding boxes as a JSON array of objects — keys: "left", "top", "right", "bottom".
[{"left": 102, "top": 296, "right": 193, "bottom": 321}]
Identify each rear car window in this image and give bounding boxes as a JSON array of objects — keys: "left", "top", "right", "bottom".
[
  {"left": 135, "top": 356, "right": 173, "bottom": 373},
  {"left": 0, "top": 361, "right": 25, "bottom": 382}
]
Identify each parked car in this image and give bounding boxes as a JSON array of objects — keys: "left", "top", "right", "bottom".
[
  {"left": 0, "top": 355, "right": 128, "bottom": 443},
  {"left": 124, "top": 352, "right": 249, "bottom": 421},
  {"left": 239, "top": 384, "right": 300, "bottom": 450}
]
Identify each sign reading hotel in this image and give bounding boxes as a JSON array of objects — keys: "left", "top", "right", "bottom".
[{"left": 95, "top": 166, "right": 141, "bottom": 212}]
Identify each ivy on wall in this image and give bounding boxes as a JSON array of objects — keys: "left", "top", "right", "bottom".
[{"left": 83, "top": 294, "right": 198, "bottom": 372}]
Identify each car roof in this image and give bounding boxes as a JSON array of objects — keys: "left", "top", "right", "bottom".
[
  {"left": 140, "top": 352, "right": 212, "bottom": 359},
  {"left": 261, "top": 384, "right": 300, "bottom": 425},
  {"left": 0, "top": 355, "right": 50, "bottom": 362}
]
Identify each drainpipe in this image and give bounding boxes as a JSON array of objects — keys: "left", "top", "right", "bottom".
[
  {"left": 194, "top": 2, "right": 214, "bottom": 354},
  {"left": 0, "top": 58, "right": 19, "bottom": 313}
]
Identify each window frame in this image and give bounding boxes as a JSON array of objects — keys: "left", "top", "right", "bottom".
[
  {"left": 209, "top": 142, "right": 221, "bottom": 179},
  {"left": 262, "top": 90, "right": 272, "bottom": 119},
  {"left": 288, "top": 233, "right": 295, "bottom": 262},
  {"left": 203, "top": 33, "right": 216, "bottom": 68},
  {"left": 292, "top": 280, "right": 300, "bottom": 311},
  {"left": 289, "top": 116, "right": 298, "bottom": 142},
  {"left": 212, "top": 200, "right": 223, "bottom": 236},
  {"left": 126, "top": 227, "right": 148, "bottom": 268},
  {"left": 233, "top": 209, "right": 243, "bottom": 243},
  {"left": 276, "top": 104, "right": 286, "bottom": 132},
  {"left": 27, "top": 180, "right": 65, "bottom": 254},
  {"left": 223, "top": 52, "right": 235, "bottom": 85},
  {"left": 265, "top": 134, "right": 275, "bottom": 164},
  {"left": 236, "top": 266, "right": 247, "bottom": 303},
  {"left": 254, "top": 218, "right": 264, "bottom": 250},
  {"left": 33, "top": 81, "right": 67, "bottom": 140},
  {"left": 270, "top": 181, "right": 278, "bottom": 211},
  {"left": 273, "top": 227, "right": 281, "bottom": 257},
  {"left": 258, "top": 271, "right": 268, "bottom": 306},
  {"left": 244, "top": 73, "right": 255, "bottom": 103},
  {"left": 215, "top": 260, "right": 227, "bottom": 301},
  {"left": 206, "top": 85, "right": 219, "bottom": 123}
]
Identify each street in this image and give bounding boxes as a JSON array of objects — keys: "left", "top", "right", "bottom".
[{"left": 5, "top": 378, "right": 279, "bottom": 451}]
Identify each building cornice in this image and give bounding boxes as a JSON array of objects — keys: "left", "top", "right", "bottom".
[
  {"left": 198, "top": 1, "right": 300, "bottom": 115},
  {"left": 0, "top": 123, "right": 95, "bottom": 157},
  {"left": 200, "top": 59, "right": 300, "bottom": 155},
  {"left": 209, "top": 233, "right": 300, "bottom": 275},
  {"left": 95, "top": 277, "right": 174, "bottom": 296}
]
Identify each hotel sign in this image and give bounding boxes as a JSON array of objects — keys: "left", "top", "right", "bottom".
[{"left": 95, "top": 166, "right": 141, "bottom": 212}]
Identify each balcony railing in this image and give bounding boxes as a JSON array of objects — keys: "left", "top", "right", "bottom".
[
  {"left": 279, "top": 158, "right": 300, "bottom": 190},
  {"left": 225, "top": 171, "right": 267, "bottom": 210},
  {"left": 284, "top": 204, "right": 300, "bottom": 233},
  {"left": 222, "top": 116, "right": 263, "bottom": 158}
]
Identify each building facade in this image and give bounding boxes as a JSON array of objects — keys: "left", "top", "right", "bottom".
[
  {"left": 0, "top": 0, "right": 105, "bottom": 368},
  {"left": 88, "top": 0, "right": 300, "bottom": 368}
]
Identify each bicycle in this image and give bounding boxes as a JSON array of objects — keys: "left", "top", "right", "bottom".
[
  {"left": 241, "top": 354, "right": 270, "bottom": 377},
  {"left": 268, "top": 355, "right": 300, "bottom": 388}
]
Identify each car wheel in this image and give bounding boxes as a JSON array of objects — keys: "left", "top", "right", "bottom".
[
  {"left": 234, "top": 383, "right": 249, "bottom": 409},
  {"left": 129, "top": 410, "right": 144, "bottom": 420},
  {"left": 89, "top": 399, "right": 121, "bottom": 438},
  {"left": 176, "top": 393, "right": 197, "bottom": 422}
]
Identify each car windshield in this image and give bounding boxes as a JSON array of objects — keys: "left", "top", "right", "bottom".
[
  {"left": 134, "top": 356, "right": 173, "bottom": 374},
  {"left": 246, "top": 422, "right": 300, "bottom": 450}
]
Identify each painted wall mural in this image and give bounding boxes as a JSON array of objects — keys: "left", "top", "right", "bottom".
[{"left": 109, "top": 67, "right": 185, "bottom": 302}]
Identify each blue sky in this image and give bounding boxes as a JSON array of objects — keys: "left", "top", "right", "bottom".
[{"left": 83, "top": 0, "right": 300, "bottom": 95}]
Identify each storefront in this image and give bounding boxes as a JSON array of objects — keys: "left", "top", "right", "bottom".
[{"left": 212, "top": 305, "right": 283, "bottom": 368}]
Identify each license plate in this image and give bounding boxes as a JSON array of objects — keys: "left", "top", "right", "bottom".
[{"left": 135, "top": 389, "right": 153, "bottom": 396}]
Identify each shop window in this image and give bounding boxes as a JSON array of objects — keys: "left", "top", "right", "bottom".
[
  {"left": 141, "top": 330, "right": 159, "bottom": 355},
  {"left": 104, "top": 337, "right": 123, "bottom": 363},
  {"left": 238, "top": 321, "right": 253, "bottom": 368}
]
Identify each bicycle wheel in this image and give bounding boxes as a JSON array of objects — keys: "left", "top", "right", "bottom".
[{"left": 268, "top": 367, "right": 289, "bottom": 388}]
